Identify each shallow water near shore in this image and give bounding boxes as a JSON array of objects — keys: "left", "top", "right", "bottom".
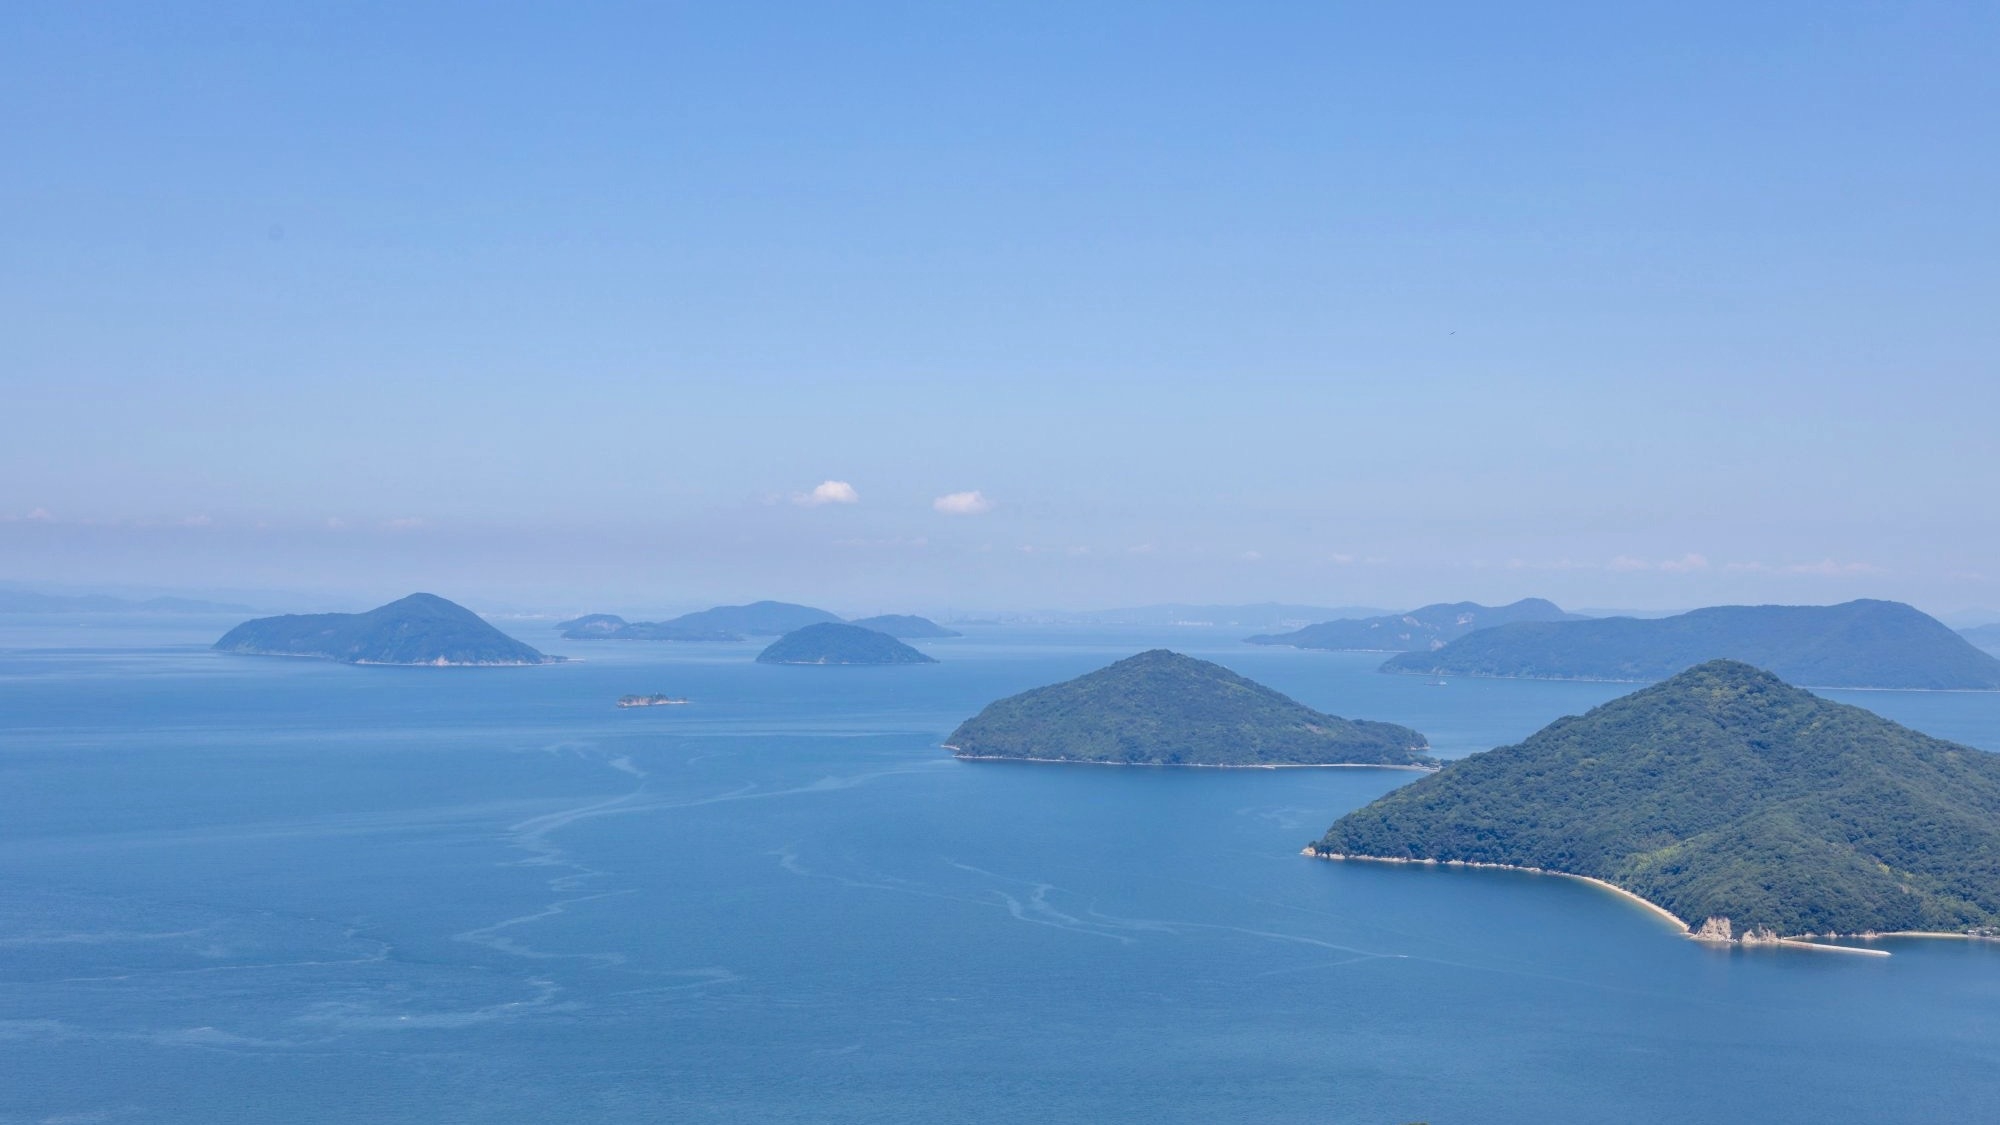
[{"left": 3, "top": 615, "right": 1999, "bottom": 1123}]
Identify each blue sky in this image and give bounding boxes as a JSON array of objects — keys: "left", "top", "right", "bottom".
[{"left": 5, "top": 3, "right": 1998, "bottom": 613}]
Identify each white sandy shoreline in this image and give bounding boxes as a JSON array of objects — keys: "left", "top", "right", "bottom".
[{"left": 1302, "top": 850, "right": 1909, "bottom": 956}]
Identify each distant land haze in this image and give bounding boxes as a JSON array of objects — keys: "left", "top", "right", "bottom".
[
  {"left": 215, "top": 593, "right": 560, "bottom": 666},
  {"left": 559, "top": 601, "right": 839, "bottom": 641},
  {"left": 947, "top": 649, "right": 1433, "bottom": 768},
  {"left": 1246, "top": 597, "right": 1579, "bottom": 652},
  {"left": 1316, "top": 660, "right": 2000, "bottom": 941},
  {"left": 559, "top": 604, "right": 959, "bottom": 641},
  {"left": 1382, "top": 599, "right": 2000, "bottom": 690},
  {"left": 0, "top": 590, "right": 255, "bottom": 614},
  {"left": 1959, "top": 623, "right": 2000, "bottom": 653},
  {"left": 844, "top": 614, "right": 961, "bottom": 639}
]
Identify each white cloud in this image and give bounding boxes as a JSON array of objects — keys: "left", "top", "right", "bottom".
[
  {"left": 794, "top": 480, "right": 859, "bottom": 506},
  {"left": 1240, "top": 550, "right": 1264, "bottom": 562},
  {"left": 1611, "top": 553, "right": 1709, "bottom": 573},
  {"left": 180, "top": 515, "right": 213, "bottom": 527},
  {"left": 384, "top": 517, "right": 426, "bottom": 530},
  {"left": 932, "top": 490, "right": 992, "bottom": 515},
  {"left": 1786, "top": 558, "right": 1881, "bottom": 576},
  {"left": 25, "top": 507, "right": 52, "bottom": 522}
]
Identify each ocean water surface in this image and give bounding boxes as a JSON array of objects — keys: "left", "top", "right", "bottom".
[{"left": 2, "top": 617, "right": 1998, "bottom": 1123}]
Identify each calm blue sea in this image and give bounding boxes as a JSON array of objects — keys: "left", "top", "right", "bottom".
[{"left": 3, "top": 616, "right": 1998, "bottom": 1123}]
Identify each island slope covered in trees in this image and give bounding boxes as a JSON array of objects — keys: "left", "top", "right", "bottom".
[
  {"left": 948, "top": 650, "right": 1432, "bottom": 767},
  {"left": 755, "top": 623, "right": 938, "bottom": 665},
  {"left": 1314, "top": 660, "right": 2000, "bottom": 939},
  {"left": 216, "top": 594, "right": 560, "bottom": 666}
]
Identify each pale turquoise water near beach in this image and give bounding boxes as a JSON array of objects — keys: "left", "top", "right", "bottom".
[{"left": 3, "top": 616, "right": 1998, "bottom": 1123}]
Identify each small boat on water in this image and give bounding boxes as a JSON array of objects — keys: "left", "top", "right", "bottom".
[{"left": 1427, "top": 678, "right": 1447, "bottom": 687}]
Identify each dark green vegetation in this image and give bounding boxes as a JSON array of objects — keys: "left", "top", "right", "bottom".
[
  {"left": 1382, "top": 599, "right": 2000, "bottom": 690},
  {"left": 560, "top": 601, "right": 839, "bottom": 641},
  {"left": 1315, "top": 660, "right": 2000, "bottom": 938},
  {"left": 215, "top": 593, "right": 559, "bottom": 666},
  {"left": 947, "top": 650, "right": 1433, "bottom": 767},
  {"left": 755, "top": 623, "right": 938, "bottom": 665},
  {"left": 1247, "top": 598, "right": 1576, "bottom": 651},
  {"left": 846, "top": 614, "right": 962, "bottom": 638}
]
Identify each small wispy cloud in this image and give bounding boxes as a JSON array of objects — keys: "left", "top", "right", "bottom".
[
  {"left": 1240, "top": 550, "right": 1264, "bottom": 562},
  {"left": 180, "top": 515, "right": 213, "bottom": 527},
  {"left": 384, "top": 517, "right": 426, "bottom": 530},
  {"left": 794, "top": 480, "right": 859, "bottom": 506},
  {"left": 1611, "top": 553, "right": 1709, "bottom": 573},
  {"left": 25, "top": 507, "right": 53, "bottom": 522},
  {"left": 932, "top": 490, "right": 992, "bottom": 515},
  {"left": 1786, "top": 558, "right": 1880, "bottom": 576}
]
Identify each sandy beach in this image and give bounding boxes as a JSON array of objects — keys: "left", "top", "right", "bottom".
[{"left": 1302, "top": 849, "right": 1897, "bottom": 956}]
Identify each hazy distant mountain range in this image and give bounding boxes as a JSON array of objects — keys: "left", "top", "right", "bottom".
[
  {"left": 1246, "top": 598, "right": 1580, "bottom": 652},
  {"left": 1383, "top": 599, "right": 2000, "bottom": 690},
  {"left": 1959, "top": 623, "right": 2000, "bottom": 652},
  {"left": 970, "top": 603, "right": 1393, "bottom": 628},
  {"left": 560, "top": 603, "right": 959, "bottom": 642}
]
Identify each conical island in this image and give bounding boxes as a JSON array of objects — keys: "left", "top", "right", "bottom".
[
  {"left": 755, "top": 622, "right": 938, "bottom": 665},
  {"left": 947, "top": 650, "right": 1433, "bottom": 767},
  {"left": 215, "top": 593, "right": 561, "bottom": 666},
  {"left": 1313, "top": 659, "right": 2000, "bottom": 942}
]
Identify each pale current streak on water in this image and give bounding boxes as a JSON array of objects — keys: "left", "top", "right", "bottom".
[{"left": 1, "top": 617, "right": 1997, "bottom": 1124}]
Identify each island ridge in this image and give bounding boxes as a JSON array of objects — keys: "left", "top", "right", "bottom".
[
  {"left": 947, "top": 649, "right": 1432, "bottom": 767},
  {"left": 1313, "top": 659, "right": 2000, "bottom": 942},
  {"left": 215, "top": 593, "right": 560, "bottom": 666}
]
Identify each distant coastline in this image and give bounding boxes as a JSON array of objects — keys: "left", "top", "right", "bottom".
[
  {"left": 949, "top": 749, "right": 1436, "bottom": 772},
  {"left": 1303, "top": 850, "right": 1907, "bottom": 956},
  {"left": 1379, "top": 668, "right": 2000, "bottom": 693},
  {"left": 218, "top": 648, "right": 561, "bottom": 668}
]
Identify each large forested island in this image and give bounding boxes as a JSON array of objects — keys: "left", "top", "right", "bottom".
[
  {"left": 215, "top": 593, "right": 561, "bottom": 666},
  {"left": 560, "top": 600, "right": 839, "bottom": 641},
  {"left": 1247, "top": 598, "right": 1576, "bottom": 652},
  {"left": 1380, "top": 599, "right": 2000, "bottom": 690},
  {"left": 755, "top": 623, "right": 938, "bottom": 665},
  {"left": 947, "top": 650, "right": 1433, "bottom": 767},
  {"left": 1313, "top": 660, "right": 2000, "bottom": 941}
]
